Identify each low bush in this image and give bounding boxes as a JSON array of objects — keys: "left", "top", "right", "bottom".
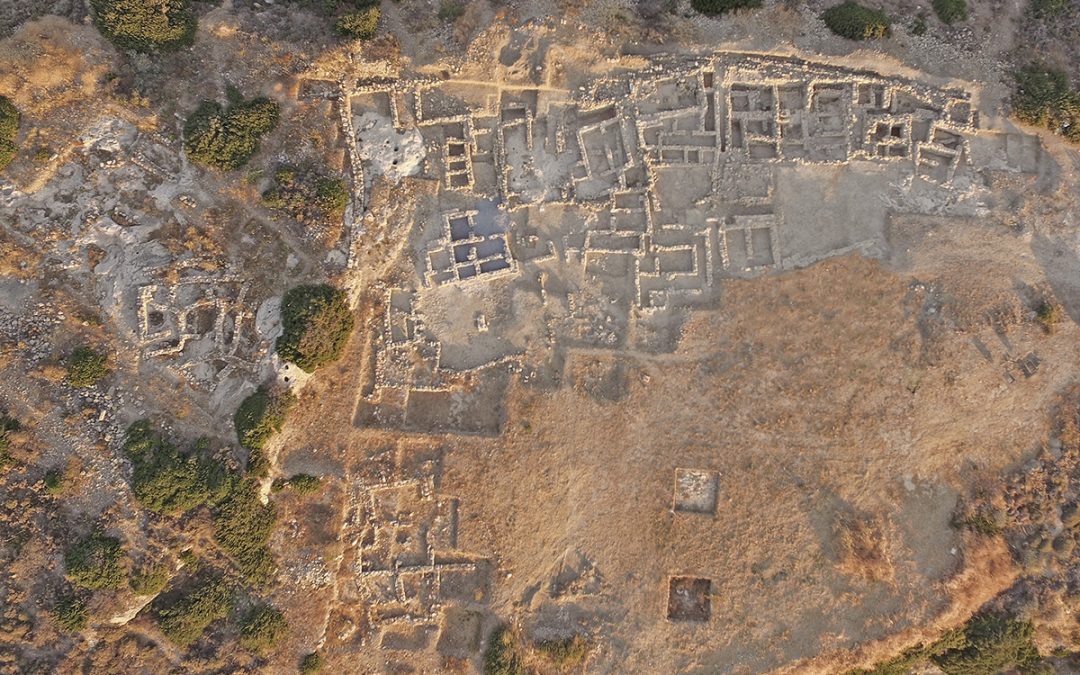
[
  {"left": 53, "top": 591, "right": 88, "bottom": 632},
  {"left": 129, "top": 563, "right": 170, "bottom": 596},
  {"left": 932, "top": 614, "right": 1042, "bottom": 674},
  {"left": 689, "top": 0, "right": 760, "bottom": 16},
  {"left": 932, "top": 0, "right": 967, "bottom": 24},
  {"left": 438, "top": 0, "right": 466, "bottom": 22},
  {"left": 263, "top": 166, "right": 349, "bottom": 226},
  {"left": 1012, "top": 64, "right": 1080, "bottom": 144},
  {"left": 822, "top": 1, "right": 890, "bottom": 40},
  {"left": 0, "top": 96, "right": 19, "bottom": 172},
  {"left": 44, "top": 467, "right": 65, "bottom": 494},
  {"left": 234, "top": 386, "right": 295, "bottom": 456},
  {"left": 67, "top": 346, "right": 111, "bottom": 388},
  {"left": 65, "top": 532, "right": 125, "bottom": 590},
  {"left": 337, "top": 7, "right": 381, "bottom": 39},
  {"left": 483, "top": 625, "right": 524, "bottom": 675},
  {"left": 287, "top": 473, "right": 323, "bottom": 495},
  {"left": 277, "top": 284, "right": 355, "bottom": 373},
  {"left": 1030, "top": 0, "right": 1070, "bottom": 18},
  {"left": 0, "top": 412, "right": 20, "bottom": 469},
  {"left": 90, "top": 0, "right": 196, "bottom": 52},
  {"left": 213, "top": 478, "right": 277, "bottom": 586},
  {"left": 157, "top": 573, "right": 233, "bottom": 646},
  {"left": 1036, "top": 299, "right": 1063, "bottom": 334},
  {"left": 300, "top": 652, "right": 324, "bottom": 673},
  {"left": 238, "top": 604, "right": 289, "bottom": 653},
  {"left": 534, "top": 635, "right": 590, "bottom": 668},
  {"left": 853, "top": 614, "right": 1042, "bottom": 674},
  {"left": 184, "top": 96, "right": 280, "bottom": 171},
  {"left": 123, "top": 421, "right": 229, "bottom": 515}
]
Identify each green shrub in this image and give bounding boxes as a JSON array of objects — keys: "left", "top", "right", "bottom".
[
  {"left": 0, "top": 96, "right": 19, "bottom": 141},
  {"left": 129, "top": 563, "right": 170, "bottom": 596},
  {"left": 184, "top": 96, "right": 280, "bottom": 170},
  {"left": 67, "top": 346, "right": 111, "bottom": 388},
  {"left": 337, "top": 7, "right": 381, "bottom": 39},
  {"left": 53, "top": 592, "right": 88, "bottom": 632},
  {"left": 910, "top": 11, "right": 927, "bottom": 35},
  {"left": 484, "top": 625, "right": 524, "bottom": 675},
  {"left": 234, "top": 386, "right": 295, "bottom": 454},
  {"left": 438, "top": 0, "right": 466, "bottom": 21},
  {"left": 1030, "top": 0, "right": 1070, "bottom": 18},
  {"left": 0, "top": 413, "right": 21, "bottom": 469},
  {"left": 689, "top": 0, "right": 760, "bottom": 16},
  {"left": 822, "top": 1, "right": 891, "bottom": 40},
  {"left": 0, "top": 139, "right": 15, "bottom": 172},
  {"left": 932, "top": 614, "right": 1042, "bottom": 674},
  {"left": 263, "top": 166, "right": 349, "bottom": 226},
  {"left": 213, "top": 478, "right": 277, "bottom": 586},
  {"left": 0, "top": 96, "right": 19, "bottom": 171},
  {"left": 300, "top": 651, "right": 324, "bottom": 673},
  {"left": 238, "top": 604, "right": 288, "bottom": 653},
  {"left": 1013, "top": 64, "right": 1080, "bottom": 144},
  {"left": 156, "top": 573, "right": 233, "bottom": 646},
  {"left": 44, "top": 467, "right": 65, "bottom": 495},
  {"left": 932, "top": 0, "right": 967, "bottom": 24},
  {"left": 65, "top": 532, "right": 125, "bottom": 590},
  {"left": 535, "top": 635, "right": 590, "bottom": 668},
  {"left": 90, "top": 0, "right": 196, "bottom": 52},
  {"left": 123, "top": 421, "right": 228, "bottom": 515},
  {"left": 1036, "top": 299, "right": 1062, "bottom": 333},
  {"left": 276, "top": 284, "right": 354, "bottom": 373},
  {"left": 288, "top": 473, "right": 323, "bottom": 495}
]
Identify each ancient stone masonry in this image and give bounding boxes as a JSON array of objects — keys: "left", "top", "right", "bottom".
[
  {"left": 324, "top": 52, "right": 1032, "bottom": 437},
  {"left": 326, "top": 446, "right": 490, "bottom": 659}
]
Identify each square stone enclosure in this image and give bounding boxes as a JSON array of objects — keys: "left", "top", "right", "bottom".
[
  {"left": 673, "top": 469, "right": 719, "bottom": 514},
  {"left": 667, "top": 576, "right": 712, "bottom": 622}
]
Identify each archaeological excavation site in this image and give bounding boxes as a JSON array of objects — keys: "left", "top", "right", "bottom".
[{"left": 3, "top": 0, "right": 1080, "bottom": 673}]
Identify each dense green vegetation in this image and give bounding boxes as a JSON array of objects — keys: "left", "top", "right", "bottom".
[
  {"left": 822, "top": 2, "right": 891, "bottom": 40},
  {"left": 300, "top": 652, "right": 324, "bottom": 673},
  {"left": 123, "top": 421, "right": 228, "bottom": 515},
  {"left": 852, "top": 614, "right": 1043, "bottom": 675},
  {"left": 1012, "top": 64, "right": 1080, "bottom": 144},
  {"left": 129, "top": 563, "right": 171, "bottom": 596},
  {"left": 337, "top": 6, "right": 381, "bottom": 38},
  {"left": 53, "top": 592, "right": 88, "bottom": 632},
  {"left": 0, "top": 96, "right": 19, "bottom": 172},
  {"left": 157, "top": 573, "right": 233, "bottom": 646},
  {"left": 483, "top": 625, "right": 524, "bottom": 675},
  {"left": 276, "top": 284, "right": 355, "bottom": 373},
  {"left": 238, "top": 604, "right": 288, "bottom": 653},
  {"left": 1030, "top": 0, "right": 1070, "bottom": 18},
  {"left": 67, "top": 346, "right": 111, "bottom": 388},
  {"left": 65, "top": 532, "right": 125, "bottom": 590},
  {"left": 212, "top": 478, "right": 277, "bottom": 586},
  {"left": 932, "top": 0, "right": 967, "bottom": 24},
  {"left": 234, "top": 386, "right": 295, "bottom": 461},
  {"left": 534, "top": 636, "right": 590, "bottom": 669},
  {"left": 184, "top": 95, "right": 280, "bottom": 170},
  {"left": 44, "top": 466, "right": 66, "bottom": 494},
  {"left": 273, "top": 473, "right": 323, "bottom": 495},
  {"left": 0, "top": 412, "right": 20, "bottom": 470},
  {"left": 689, "top": 0, "right": 761, "bottom": 16},
  {"left": 262, "top": 166, "right": 349, "bottom": 226},
  {"left": 90, "top": 0, "right": 196, "bottom": 52}
]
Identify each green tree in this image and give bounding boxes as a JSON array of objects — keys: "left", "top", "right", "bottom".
[
  {"left": 689, "top": 0, "right": 761, "bottom": 16},
  {"left": 67, "top": 346, "right": 111, "bottom": 388},
  {"left": 213, "top": 478, "right": 277, "bottom": 586},
  {"left": 276, "top": 284, "right": 355, "bottom": 373},
  {"left": 123, "top": 421, "right": 228, "bottom": 515},
  {"left": 90, "top": 0, "right": 196, "bottom": 52},
  {"left": 157, "top": 573, "right": 233, "bottom": 646},
  {"left": 932, "top": 0, "right": 967, "bottom": 24},
  {"left": 65, "top": 532, "right": 125, "bottom": 590},
  {"left": 184, "top": 96, "right": 280, "bottom": 170},
  {"left": 238, "top": 604, "right": 289, "bottom": 653},
  {"left": 822, "top": 2, "right": 891, "bottom": 40}
]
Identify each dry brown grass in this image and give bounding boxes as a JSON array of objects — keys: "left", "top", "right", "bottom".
[{"left": 835, "top": 514, "right": 894, "bottom": 583}]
